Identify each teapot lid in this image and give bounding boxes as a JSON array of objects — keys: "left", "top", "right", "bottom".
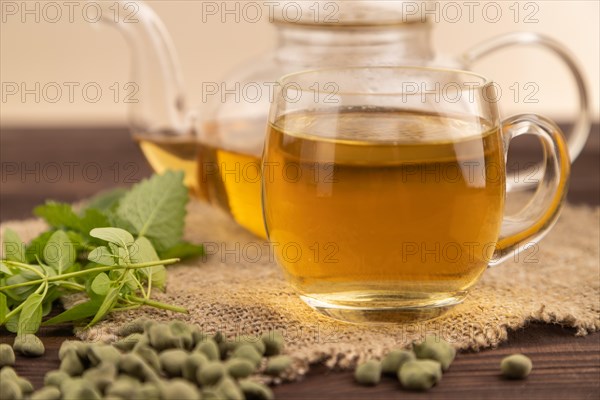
[{"left": 271, "top": 0, "right": 430, "bottom": 26}]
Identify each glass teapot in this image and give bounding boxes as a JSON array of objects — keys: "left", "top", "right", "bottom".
[{"left": 97, "top": 1, "right": 590, "bottom": 238}]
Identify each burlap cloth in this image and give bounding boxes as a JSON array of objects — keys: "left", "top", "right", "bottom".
[{"left": 2, "top": 200, "right": 599, "bottom": 377}]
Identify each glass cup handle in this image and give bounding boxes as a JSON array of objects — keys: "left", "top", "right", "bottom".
[
  {"left": 462, "top": 32, "right": 590, "bottom": 183},
  {"left": 490, "top": 114, "right": 571, "bottom": 266}
]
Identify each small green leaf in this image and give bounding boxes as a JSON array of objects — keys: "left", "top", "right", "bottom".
[
  {"left": 4, "top": 270, "right": 42, "bottom": 301},
  {"left": 42, "top": 299, "right": 101, "bottom": 325},
  {"left": 91, "top": 273, "right": 110, "bottom": 296},
  {"left": 25, "top": 231, "right": 54, "bottom": 263},
  {"left": 34, "top": 202, "right": 81, "bottom": 230},
  {"left": 18, "top": 292, "right": 44, "bottom": 334},
  {"left": 115, "top": 171, "right": 188, "bottom": 251},
  {"left": 43, "top": 230, "right": 76, "bottom": 274},
  {"left": 88, "top": 287, "right": 119, "bottom": 326},
  {"left": 6, "top": 313, "right": 19, "bottom": 333},
  {"left": 0, "top": 293, "right": 8, "bottom": 324},
  {"left": 85, "top": 188, "right": 127, "bottom": 212},
  {"left": 79, "top": 209, "right": 110, "bottom": 236},
  {"left": 90, "top": 228, "right": 135, "bottom": 248},
  {"left": 159, "top": 241, "right": 204, "bottom": 260},
  {"left": 130, "top": 237, "right": 166, "bottom": 290},
  {"left": 2, "top": 228, "right": 26, "bottom": 262},
  {"left": 88, "top": 246, "right": 116, "bottom": 266}
]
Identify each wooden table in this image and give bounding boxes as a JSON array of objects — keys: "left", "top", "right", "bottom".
[{"left": 1, "top": 125, "right": 599, "bottom": 399}]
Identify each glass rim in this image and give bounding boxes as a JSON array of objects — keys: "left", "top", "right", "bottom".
[{"left": 276, "top": 66, "right": 491, "bottom": 96}]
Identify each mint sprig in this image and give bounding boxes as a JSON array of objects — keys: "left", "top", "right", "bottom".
[{"left": 0, "top": 171, "right": 204, "bottom": 337}]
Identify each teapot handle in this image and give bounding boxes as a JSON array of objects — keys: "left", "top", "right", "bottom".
[
  {"left": 94, "top": 1, "right": 193, "bottom": 135},
  {"left": 462, "top": 32, "right": 589, "bottom": 189}
]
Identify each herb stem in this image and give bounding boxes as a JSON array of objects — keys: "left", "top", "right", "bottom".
[{"left": 0, "top": 259, "right": 179, "bottom": 291}]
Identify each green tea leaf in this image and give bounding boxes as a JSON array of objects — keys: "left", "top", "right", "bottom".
[
  {"left": 25, "top": 231, "right": 54, "bottom": 263},
  {"left": 88, "top": 286, "right": 119, "bottom": 326},
  {"left": 91, "top": 273, "right": 110, "bottom": 296},
  {"left": 90, "top": 228, "right": 135, "bottom": 248},
  {"left": 18, "top": 292, "right": 44, "bottom": 334},
  {"left": 2, "top": 228, "right": 26, "bottom": 262},
  {"left": 42, "top": 299, "right": 101, "bottom": 325},
  {"left": 116, "top": 171, "right": 188, "bottom": 251},
  {"left": 34, "top": 202, "right": 81, "bottom": 230},
  {"left": 79, "top": 208, "right": 110, "bottom": 236},
  {"left": 159, "top": 241, "right": 204, "bottom": 260},
  {"left": 0, "top": 293, "right": 8, "bottom": 324},
  {"left": 88, "top": 246, "right": 116, "bottom": 266},
  {"left": 6, "top": 313, "right": 19, "bottom": 333},
  {"left": 4, "top": 270, "right": 42, "bottom": 301},
  {"left": 43, "top": 231, "right": 76, "bottom": 274},
  {"left": 85, "top": 187, "right": 127, "bottom": 212},
  {"left": 130, "top": 237, "right": 166, "bottom": 290}
]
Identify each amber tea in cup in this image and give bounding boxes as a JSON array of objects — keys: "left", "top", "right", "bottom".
[{"left": 262, "top": 67, "right": 570, "bottom": 323}]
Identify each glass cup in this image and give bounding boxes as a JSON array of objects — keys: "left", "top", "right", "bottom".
[{"left": 262, "top": 66, "right": 570, "bottom": 323}]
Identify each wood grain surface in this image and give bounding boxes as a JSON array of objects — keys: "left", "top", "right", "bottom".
[{"left": 1, "top": 125, "right": 599, "bottom": 399}]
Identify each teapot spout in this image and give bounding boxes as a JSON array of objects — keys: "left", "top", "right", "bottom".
[{"left": 95, "top": 1, "right": 192, "bottom": 135}]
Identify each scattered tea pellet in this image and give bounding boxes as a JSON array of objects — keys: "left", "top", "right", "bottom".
[
  {"left": 119, "top": 352, "right": 160, "bottom": 382},
  {"left": 138, "top": 382, "right": 161, "bottom": 400},
  {"left": 82, "top": 362, "right": 117, "bottom": 392},
  {"left": 0, "top": 344, "right": 15, "bottom": 367},
  {"left": 398, "top": 359, "right": 443, "bottom": 391},
  {"left": 235, "top": 335, "right": 266, "bottom": 355},
  {"left": 413, "top": 335, "right": 456, "bottom": 371},
  {"left": 30, "top": 386, "right": 61, "bottom": 400},
  {"left": 182, "top": 353, "right": 209, "bottom": 381},
  {"left": 44, "top": 370, "right": 70, "bottom": 387},
  {"left": 134, "top": 344, "right": 161, "bottom": 371},
  {"left": 226, "top": 358, "right": 256, "bottom": 379},
  {"left": 58, "top": 340, "right": 88, "bottom": 361},
  {"left": 239, "top": 379, "right": 275, "bottom": 400},
  {"left": 501, "top": 354, "right": 532, "bottom": 379},
  {"left": 59, "top": 349, "right": 85, "bottom": 376},
  {"left": 381, "top": 350, "right": 415, "bottom": 375},
  {"left": 195, "top": 338, "right": 220, "bottom": 361},
  {"left": 104, "top": 375, "right": 141, "bottom": 398},
  {"left": 60, "top": 377, "right": 102, "bottom": 400},
  {"left": 113, "top": 333, "right": 143, "bottom": 352},
  {"left": 233, "top": 344, "right": 262, "bottom": 367},
  {"left": 148, "top": 323, "right": 179, "bottom": 351},
  {"left": 161, "top": 379, "right": 201, "bottom": 400},
  {"left": 13, "top": 333, "right": 45, "bottom": 357},
  {"left": 354, "top": 360, "right": 382, "bottom": 386},
  {"left": 261, "top": 332, "right": 284, "bottom": 356},
  {"left": 0, "top": 379, "right": 22, "bottom": 400},
  {"left": 219, "top": 377, "right": 245, "bottom": 400},
  {"left": 197, "top": 360, "right": 226, "bottom": 386},
  {"left": 117, "top": 318, "right": 148, "bottom": 336},
  {"left": 265, "top": 355, "right": 293, "bottom": 376},
  {"left": 159, "top": 349, "right": 188, "bottom": 377},
  {"left": 87, "top": 344, "right": 121, "bottom": 366}
]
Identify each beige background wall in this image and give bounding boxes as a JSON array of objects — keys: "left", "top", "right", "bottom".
[{"left": 1, "top": 0, "right": 599, "bottom": 127}]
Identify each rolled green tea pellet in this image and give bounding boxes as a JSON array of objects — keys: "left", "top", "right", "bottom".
[
  {"left": 500, "top": 354, "right": 532, "bottom": 379},
  {"left": 159, "top": 349, "right": 188, "bottom": 377},
  {"left": 44, "top": 370, "right": 70, "bottom": 387},
  {"left": 105, "top": 375, "right": 141, "bottom": 398},
  {"left": 134, "top": 344, "right": 161, "bottom": 371},
  {"left": 197, "top": 360, "right": 226, "bottom": 386},
  {"left": 225, "top": 358, "right": 255, "bottom": 379},
  {"left": 239, "top": 380, "right": 274, "bottom": 400},
  {"left": 138, "top": 382, "right": 161, "bottom": 400},
  {"left": 60, "top": 377, "right": 102, "bottom": 400},
  {"left": 0, "top": 344, "right": 15, "bottom": 367},
  {"left": 398, "top": 359, "right": 442, "bottom": 391},
  {"left": 60, "top": 349, "right": 85, "bottom": 376},
  {"left": 116, "top": 318, "right": 148, "bottom": 337},
  {"left": 182, "top": 353, "right": 209, "bottom": 382},
  {"left": 413, "top": 335, "right": 456, "bottom": 371},
  {"left": 219, "top": 377, "right": 244, "bottom": 400},
  {"left": 232, "top": 344, "right": 262, "bottom": 367},
  {"left": 87, "top": 344, "right": 121, "bottom": 366},
  {"left": 13, "top": 334, "right": 45, "bottom": 357},
  {"left": 113, "top": 333, "right": 143, "bottom": 352},
  {"left": 58, "top": 340, "right": 88, "bottom": 360},
  {"left": 147, "top": 324, "right": 179, "bottom": 351},
  {"left": 82, "top": 362, "right": 117, "bottom": 393},
  {"left": 354, "top": 360, "right": 382, "bottom": 386},
  {"left": 160, "top": 379, "right": 201, "bottom": 400},
  {"left": 265, "top": 355, "right": 293, "bottom": 376},
  {"left": 30, "top": 386, "right": 61, "bottom": 400},
  {"left": 195, "top": 338, "right": 220, "bottom": 361},
  {"left": 235, "top": 335, "right": 266, "bottom": 355},
  {"left": 0, "top": 379, "right": 22, "bottom": 400},
  {"left": 381, "top": 350, "right": 415, "bottom": 375},
  {"left": 261, "top": 332, "right": 284, "bottom": 356}
]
